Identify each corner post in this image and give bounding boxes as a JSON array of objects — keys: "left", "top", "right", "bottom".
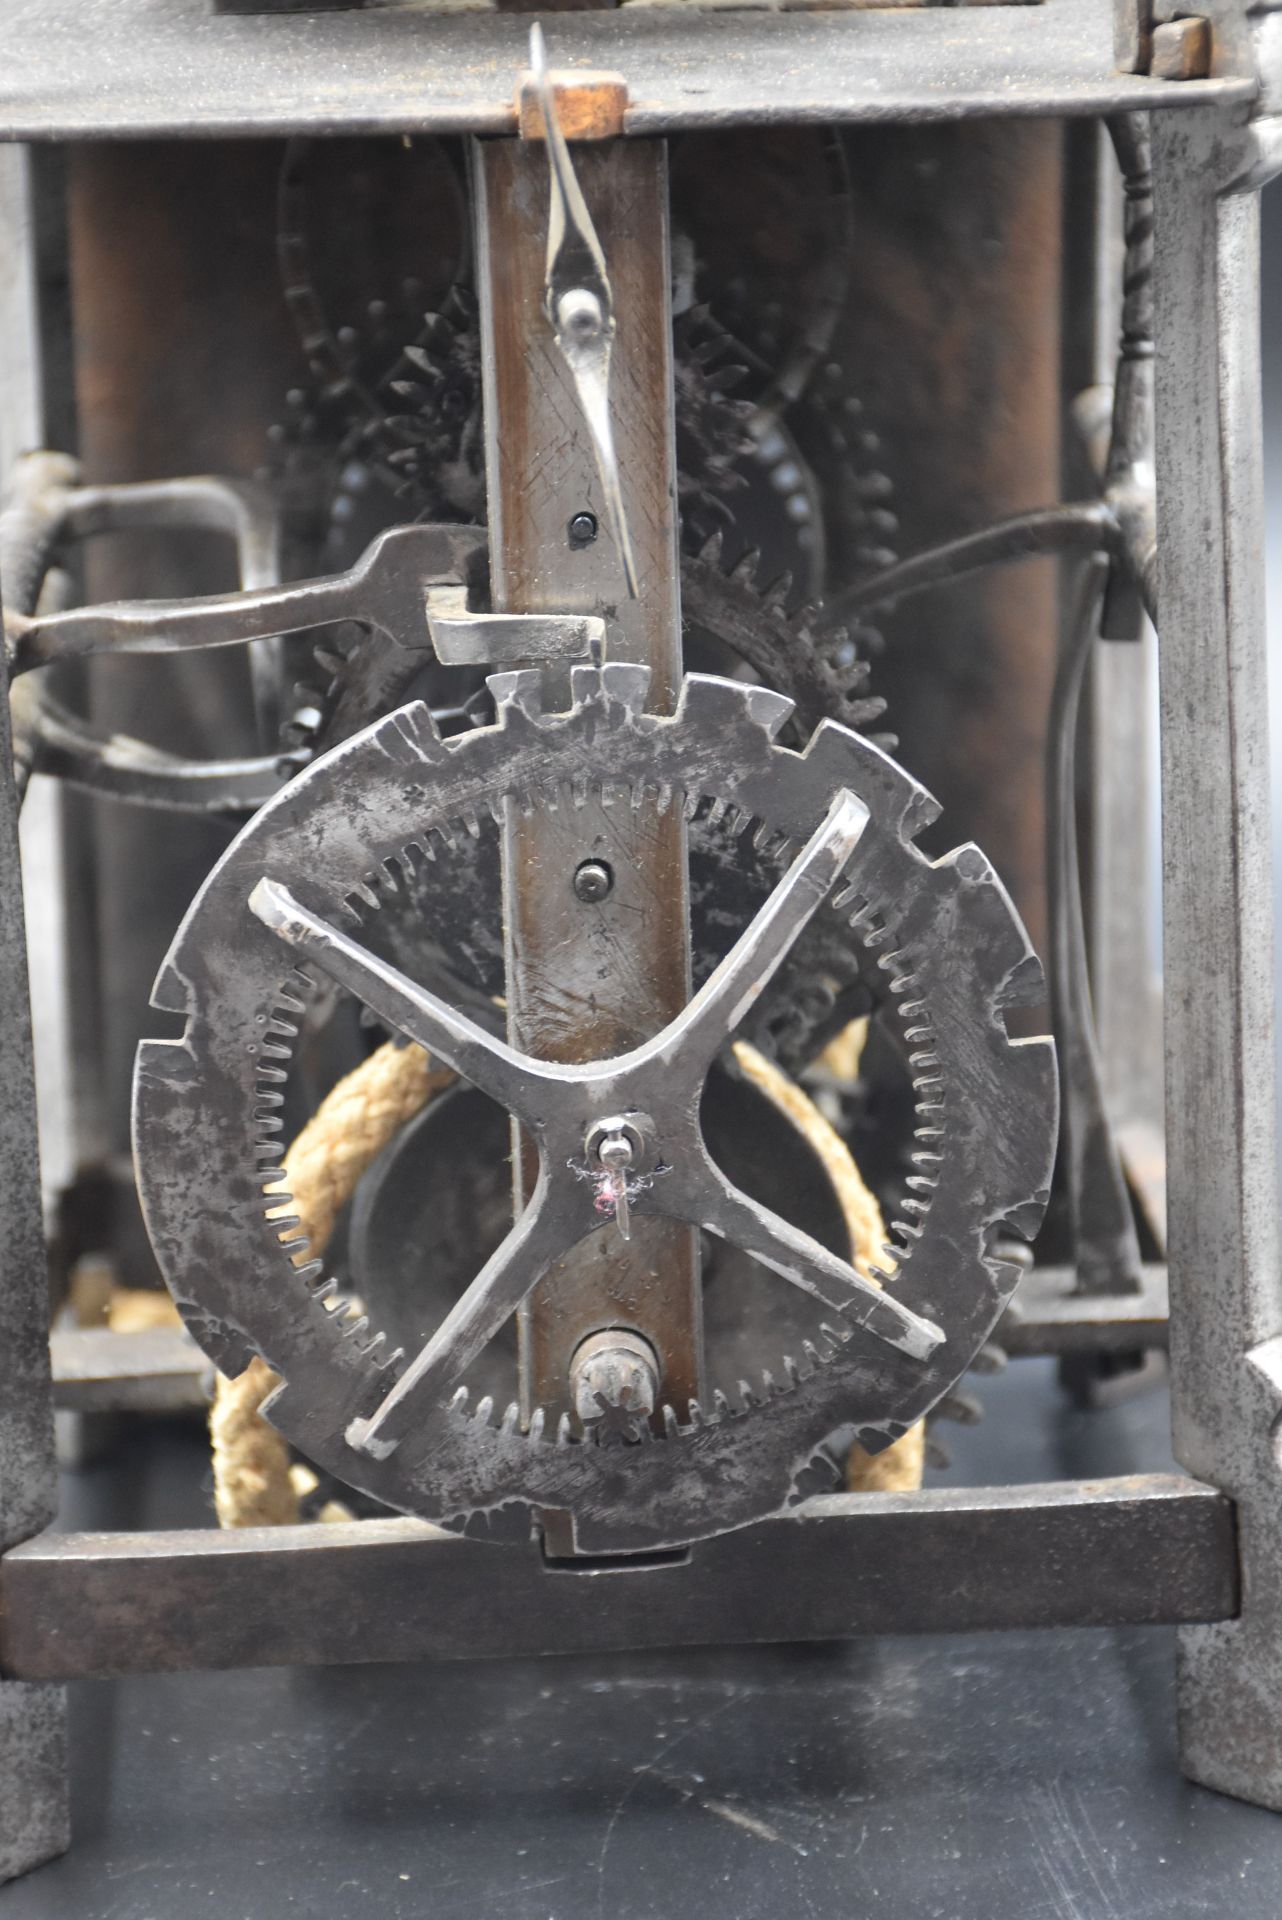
[{"left": 1151, "top": 101, "right": 1282, "bottom": 1807}]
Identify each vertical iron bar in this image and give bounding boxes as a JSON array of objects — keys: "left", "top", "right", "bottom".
[
  {"left": 473, "top": 132, "right": 702, "bottom": 1551},
  {"left": 0, "top": 141, "right": 69, "bottom": 1884},
  {"left": 1152, "top": 104, "right": 1282, "bottom": 1810}
]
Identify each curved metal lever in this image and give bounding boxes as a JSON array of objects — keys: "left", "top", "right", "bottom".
[{"left": 529, "top": 22, "right": 639, "bottom": 599}]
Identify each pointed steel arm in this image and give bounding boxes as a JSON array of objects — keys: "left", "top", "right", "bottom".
[
  {"left": 248, "top": 878, "right": 560, "bottom": 1129},
  {"left": 529, "top": 23, "right": 638, "bottom": 598}
]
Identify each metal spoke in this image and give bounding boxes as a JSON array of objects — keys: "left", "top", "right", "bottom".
[
  {"left": 664, "top": 1145, "right": 943, "bottom": 1362},
  {"left": 346, "top": 1171, "right": 565, "bottom": 1457},
  {"left": 249, "top": 878, "right": 556, "bottom": 1126},
  {"left": 643, "top": 789, "right": 866, "bottom": 1078}
]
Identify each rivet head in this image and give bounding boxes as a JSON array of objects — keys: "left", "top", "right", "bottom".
[
  {"left": 557, "top": 286, "right": 604, "bottom": 343},
  {"left": 573, "top": 858, "right": 613, "bottom": 903}
]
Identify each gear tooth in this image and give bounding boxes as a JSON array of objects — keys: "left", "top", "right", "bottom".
[
  {"left": 489, "top": 668, "right": 547, "bottom": 726},
  {"left": 368, "top": 701, "right": 446, "bottom": 766},
  {"left": 736, "top": 1378, "right": 757, "bottom": 1411},
  {"left": 714, "top": 365, "right": 751, "bottom": 397},
  {"left": 843, "top": 698, "right": 890, "bottom": 731},
  {"left": 687, "top": 1396, "right": 705, "bottom": 1428},
  {"left": 565, "top": 660, "right": 648, "bottom": 721},
  {"left": 556, "top": 1411, "right": 574, "bottom": 1447},
  {"left": 662, "top": 1404, "right": 681, "bottom": 1440},
  {"left": 987, "top": 1231, "right": 1043, "bottom": 1287},
  {"left": 713, "top": 1388, "right": 732, "bottom": 1420},
  {"left": 925, "top": 1435, "right": 952, "bottom": 1471},
  {"left": 937, "top": 1390, "right": 983, "bottom": 1427},
  {"left": 763, "top": 570, "right": 793, "bottom": 609},
  {"left": 674, "top": 671, "right": 794, "bottom": 744},
  {"left": 341, "top": 1314, "right": 370, "bottom": 1341},
  {"left": 528, "top": 1406, "right": 546, "bottom": 1443},
  {"left": 971, "top": 1342, "right": 1008, "bottom": 1377},
  {"left": 759, "top": 1369, "right": 776, "bottom": 1399},
  {"left": 449, "top": 1386, "right": 470, "bottom": 1414},
  {"left": 500, "top": 1401, "right": 521, "bottom": 1435},
  {"left": 782, "top": 1355, "right": 801, "bottom": 1388},
  {"left": 801, "top": 718, "right": 936, "bottom": 840},
  {"left": 730, "top": 547, "right": 760, "bottom": 585},
  {"left": 474, "top": 1394, "right": 495, "bottom": 1427},
  {"left": 697, "top": 528, "right": 724, "bottom": 568}
]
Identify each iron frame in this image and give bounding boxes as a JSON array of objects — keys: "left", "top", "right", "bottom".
[{"left": 1, "top": 0, "right": 1281, "bottom": 1877}]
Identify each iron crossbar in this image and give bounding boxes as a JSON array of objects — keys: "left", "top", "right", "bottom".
[
  {"left": 0, "top": 1476, "right": 1236, "bottom": 1683},
  {"left": 0, "top": 0, "right": 1254, "bottom": 143},
  {"left": 44, "top": 1268, "right": 1174, "bottom": 1415}
]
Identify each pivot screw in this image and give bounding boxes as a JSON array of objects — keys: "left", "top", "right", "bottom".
[
  {"left": 570, "top": 1330, "right": 660, "bottom": 1440},
  {"left": 556, "top": 286, "right": 605, "bottom": 345},
  {"left": 567, "top": 510, "right": 598, "bottom": 550},
  {"left": 573, "top": 858, "right": 613, "bottom": 903}
]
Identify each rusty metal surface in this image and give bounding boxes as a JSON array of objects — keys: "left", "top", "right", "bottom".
[
  {"left": 0, "top": 442, "right": 68, "bottom": 1887},
  {"left": 476, "top": 135, "right": 702, "bottom": 1444},
  {"left": 0, "top": 0, "right": 1255, "bottom": 144},
  {"left": 132, "top": 662, "right": 1056, "bottom": 1553},
  {"left": 48, "top": 1327, "right": 208, "bottom": 1414},
  {"left": 0, "top": 1477, "right": 1237, "bottom": 1682},
  {"left": 38, "top": 1264, "right": 1169, "bottom": 1409},
  {"left": 1000, "top": 1263, "right": 1169, "bottom": 1355},
  {"left": 0, "top": 1688, "right": 67, "bottom": 1885},
  {"left": 1151, "top": 107, "right": 1282, "bottom": 1813},
  {"left": 0, "top": 631, "right": 57, "bottom": 1564}
]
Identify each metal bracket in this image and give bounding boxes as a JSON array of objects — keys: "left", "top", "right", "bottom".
[{"left": 426, "top": 589, "right": 606, "bottom": 667}]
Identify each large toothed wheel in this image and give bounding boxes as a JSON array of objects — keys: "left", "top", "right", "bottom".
[{"left": 134, "top": 665, "right": 1056, "bottom": 1553}]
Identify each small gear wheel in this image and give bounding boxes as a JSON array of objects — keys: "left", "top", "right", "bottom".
[
  {"left": 265, "top": 286, "right": 484, "bottom": 575},
  {"left": 135, "top": 665, "right": 1055, "bottom": 1554},
  {"left": 277, "top": 533, "right": 888, "bottom": 781}
]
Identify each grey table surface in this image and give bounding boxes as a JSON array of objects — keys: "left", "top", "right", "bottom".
[{"left": 4, "top": 1356, "right": 1279, "bottom": 1920}]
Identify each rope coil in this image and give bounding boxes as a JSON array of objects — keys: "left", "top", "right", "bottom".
[{"left": 209, "top": 1034, "right": 922, "bottom": 1527}]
